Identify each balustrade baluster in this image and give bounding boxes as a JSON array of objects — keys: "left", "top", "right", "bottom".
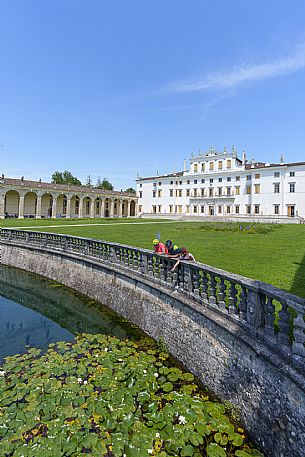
[
  {"left": 263, "top": 296, "right": 275, "bottom": 336},
  {"left": 228, "top": 282, "right": 238, "bottom": 314},
  {"left": 192, "top": 268, "right": 200, "bottom": 298},
  {"left": 209, "top": 274, "right": 217, "bottom": 305},
  {"left": 218, "top": 278, "right": 227, "bottom": 310},
  {"left": 277, "top": 301, "right": 291, "bottom": 345},
  {"left": 147, "top": 255, "right": 153, "bottom": 277},
  {"left": 239, "top": 286, "right": 248, "bottom": 320},
  {"left": 292, "top": 310, "right": 305, "bottom": 357},
  {"left": 201, "top": 272, "right": 208, "bottom": 300}
]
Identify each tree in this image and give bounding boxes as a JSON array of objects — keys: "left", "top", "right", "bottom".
[
  {"left": 96, "top": 178, "right": 113, "bottom": 191},
  {"left": 86, "top": 174, "right": 92, "bottom": 186},
  {"left": 125, "top": 187, "right": 136, "bottom": 194},
  {"left": 51, "top": 170, "right": 81, "bottom": 186}
]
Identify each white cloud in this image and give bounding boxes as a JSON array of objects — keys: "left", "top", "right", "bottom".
[{"left": 170, "top": 44, "right": 305, "bottom": 93}]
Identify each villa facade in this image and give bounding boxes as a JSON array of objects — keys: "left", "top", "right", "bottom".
[
  {"left": 136, "top": 147, "right": 305, "bottom": 220},
  {"left": 0, "top": 177, "right": 137, "bottom": 219}
]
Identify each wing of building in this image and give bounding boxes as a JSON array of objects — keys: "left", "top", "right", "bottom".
[
  {"left": 136, "top": 146, "right": 305, "bottom": 221},
  {"left": 0, "top": 177, "right": 137, "bottom": 219}
]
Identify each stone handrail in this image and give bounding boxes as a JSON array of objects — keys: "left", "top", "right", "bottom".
[{"left": 1, "top": 228, "right": 305, "bottom": 364}]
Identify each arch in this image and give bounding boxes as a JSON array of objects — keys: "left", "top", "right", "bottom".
[
  {"left": 122, "top": 199, "right": 129, "bottom": 217},
  {"left": 24, "top": 192, "right": 37, "bottom": 218},
  {"left": 130, "top": 200, "right": 136, "bottom": 217},
  {"left": 113, "top": 199, "right": 120, "bottom": 217},
  {"left": 104, "top": 198, "right": 111, "bottom": 218},
  {"left": 83, "top": 196, "right": 91, "bottom": 217},
  {"left": 4, "top": 190, "right": 20, "bottom": 217},
  {"left": 41, "top": 193, "right": 53, "bottom": 218},
  {"left": 94, "top": 197, "right": 101, "bottom": 217},
  {"left": 71, "top": 195, "right": 80, "bottom": 218},
  {"left": 56, "top": 194, "right": 67, "bottom": 218}
]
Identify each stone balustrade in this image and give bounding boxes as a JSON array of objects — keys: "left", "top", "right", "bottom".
[{"left": 2, "top": 228, "right": 305, "bottom": 367}]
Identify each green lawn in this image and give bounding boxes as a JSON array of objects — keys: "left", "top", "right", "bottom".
[{"left": 2, "top": 218, "right": 305, "bottom": 298}]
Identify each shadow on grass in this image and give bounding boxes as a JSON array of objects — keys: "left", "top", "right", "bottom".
[{"left": 290, "top": 252, "right": 305, "bottom": 299}]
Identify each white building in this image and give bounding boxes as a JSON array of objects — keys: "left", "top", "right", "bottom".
[{"left": 136, "top": 146, "right": 305, "bottom": 220}]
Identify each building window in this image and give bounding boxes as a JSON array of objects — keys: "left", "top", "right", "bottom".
[
  {"left": 194, "top": 179, "right": 198, "bottom": 184},
  {"left": 138, "top": 205, "right": 142, "bottom": 212},
  {"left": 218, "top": 177, "right": 222, "bottom": 182},
  {"left": 227, "top": 159, "right": 232, "bottom": 169},
  {"left": 186, "top": 189, "right": 190, "bottom": 197},
  {"left": 179, "top": 181, "right": 182, "bottom": 185},
  {"left": 289, "top": 183, "right": 295, "bottom": 193},
  {"left": 152, "top": 190, "right": 156, "bottom": 198},
  {"left": 194, "top": 163, "right": 198, "bottom": 173},
  {"left": 158, "top": 205, "right": 162, "bottom": 213},
  {"left": 209, "top": 162, "right": 214, "bottom": 171},
  {"left": 218, "top": 161, "right": 223, "bottom": 170},
  {"left": 201, "top": 178, "right": 205, "bottom": 183},
  {"left": 139, "top": 191, "right": 142, "bottom": 198},
  {"left": 235, "top": 186, "right": 240, "bottom": 195},
  {"left": 274, "top": 205, "right": 279, "bottom": 215},
  {"left": 170, "top": 189, "right": 173, "bottom": 197},
  {"left": 255, "top": 173, "right": 260, "bottom": 179},
  {"left": 236, "top": 176, "right": 240, "bottom": 181},
  {"left": 209, "top": 188, "right": 213, "bottom": 197},
  {"left": 235, "top": 205, "right": 240, "bottom": 214},
  {"left": 201, "top": 205, "right": 205, "bottom": 213},
  {"left": 170, "top": 180, "right": 173, "bottom": 185},
  {"left": 187, "top": 180, "right": 190, "bottom": 184},
  {"left": 227, "top": 187, "right": 231, "bottom": 196},
  {"left": 184, "top": 205, "right": 189, "bottom": 213},
  {"left": 254, "top": 205, "right": 260, "bottom": 214},
  {"left": 169, "top": 205, "right": 173, "bottom": 213},
  {"left": 158, "top": 190, "right": 162, "bottom": 197},
  {"left": 254, "top": 184, "right": 260, "bottom": 194},
  {"left": 139, "top": 183, "right": 142, "bottom": 187},
  {"left": 201, "top": 188, "right": 205, "bottom": 197},
  {"left": 158, "top": 182, "right": 162, "bottom": 186},
  {"left": 218, "top": 187, "right": 222, "bottom": 196},
  {"left": 227, "top": 206, "right": 231, "bottom": 214},
  {"left": 193, "top": 206, "right": 197, "bottom": 213},
  {"left": 274, "top": 172, "right": 280, "bottom": 178},
  {"left": 218, "top": 206, "right": 222, "bottom": 214},
  {"left": 246, "top": 175, "right": 251, "bottom": 180},
  {"left": 246, "top": 205, "right": 251, "bottom": 214},
  {"left": 210, "top": 178, "right": 213, "bottom": 183},
  {"left": 176, "top": 189, "right": 182, "bottom": 197},
  {"left": 201, "top": 163, "right": 205, "bottom": 172},
  {"left": 152, "top": 205, "right": 156, "bottom": 213},
  {"left": 274, "top": 183, "right": 280, "bottom": 193},
  {"left": 193, "top": 189, "right": 198, "bottom": 197},
  {"left": 290, "top": 171, "right": 295, "bottom": 177},
  {"left": 227, "top": 177, "right": 231, "bottom": 182},
  {"left": 246, "top": 186, "right": 251, "bottom": 194}
]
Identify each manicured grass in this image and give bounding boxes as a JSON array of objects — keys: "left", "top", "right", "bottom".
[{"left": 2, "top": 218, "right": 305, "bottom": 298}]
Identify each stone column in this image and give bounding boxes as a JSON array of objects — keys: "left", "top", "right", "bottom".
[
  {"left": 109, "top": 200, "right": 114, "bottom": 218},
  {"left": 126, "top": 200, "right": 130, "bottom": 217},
  {"left": 66, "top": 197, "right": 71, "bottom": 219},
  {"left": 90, "top": 199, "right": 95, "bottom": 218},
  {"left": 118, "top": 200, "right": 122, "bottom": 218},
  {"left": 78, "top": 198, "right": 84, "bottom": 218},
  {"left": 51, "top": 197, "right": 57, "bottom": 219},
  {"left": 18, "top": 196, "right": 24, "bottom": 218},
  {"left": 36, "top": 196, "right": 42, "bottom": 219},
  {"left": 0, "top": 194, "right": 5, "bottom": 219},
  {"left": 101, "top": 199, "right": 105, "bottom": 218}
]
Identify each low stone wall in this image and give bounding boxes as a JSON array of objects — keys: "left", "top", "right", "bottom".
[{"left": 2, "top": 238, "right": 305, "bottom": 457}]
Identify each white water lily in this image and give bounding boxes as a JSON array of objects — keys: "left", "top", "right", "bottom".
[
  {"left": 178, "top": 415, "right": 186, "bottom": 425},
  {"left": 153, "top": 372, "right": 159, "bottom": 378}
]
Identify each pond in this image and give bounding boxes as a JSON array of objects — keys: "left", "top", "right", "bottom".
[{"left": 0, "top": 265, "right": 144, "bottom": 362}]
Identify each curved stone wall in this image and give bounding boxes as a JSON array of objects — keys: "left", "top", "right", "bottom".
[{"left": 1, "top": 229, "right": 305, "bottom": 457}]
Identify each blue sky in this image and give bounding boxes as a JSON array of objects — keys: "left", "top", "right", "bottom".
[{"left": 1, "top": 0, "right": 305, "bottom": 189}]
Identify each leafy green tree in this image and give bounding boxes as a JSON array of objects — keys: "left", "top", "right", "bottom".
[
  {"left": 51, "top": 170, "right": 81, "bottom": 186},
  {"left": 86, "top": 174, "right": 92, "bottom": 186},
  {"left": 125, "top": 187, "right": 136, "bottom": 194},
  {"left": 96, "top": 177, "right": 114, "bottom": 190}
]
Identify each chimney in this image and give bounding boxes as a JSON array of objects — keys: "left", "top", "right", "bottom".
[{"left": 183, "top": 159, "right": 187, "bottom": 172}]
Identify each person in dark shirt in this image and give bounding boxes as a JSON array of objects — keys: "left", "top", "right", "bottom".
[{"left": 165, "top": 239, "right": 183, "bottom": 256}]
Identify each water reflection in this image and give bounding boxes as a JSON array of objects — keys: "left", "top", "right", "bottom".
[{"left": 0, "top": 265, "right": 144, "bottom": 362}]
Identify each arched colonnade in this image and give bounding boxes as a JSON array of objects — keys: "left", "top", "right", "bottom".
[{"left": 1, "top": 190, "right": 136, "bottom": 219}]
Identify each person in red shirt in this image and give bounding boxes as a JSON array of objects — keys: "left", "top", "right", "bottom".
[{"left": 152, "top": 239, "right": 168, "bottom": 254}]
